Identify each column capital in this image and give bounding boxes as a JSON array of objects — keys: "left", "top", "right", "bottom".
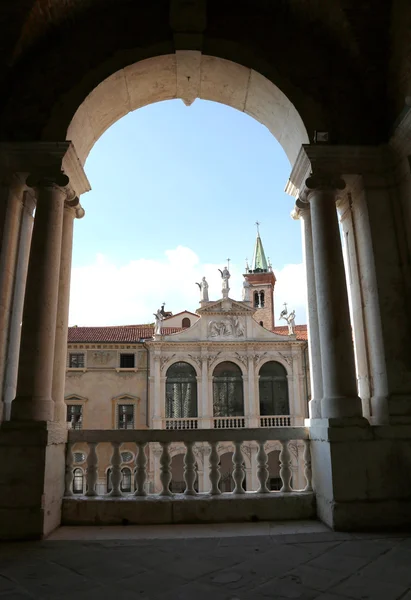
[
  {"left": 285, "top": 143, "right": 396, "bottom": 199},
  {"left": 0, "top": 141, "right": 91, "bottom": 198}
]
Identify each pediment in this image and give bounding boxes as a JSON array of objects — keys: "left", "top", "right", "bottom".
[{"left": 197, "top": 297, "right": 256, "bottom": 316}]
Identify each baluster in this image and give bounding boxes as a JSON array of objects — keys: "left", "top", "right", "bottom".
[
  {"left": 256, "top": 440, "right": 270, "bottom": 493},
  {"left": 303, "top": 440, "right": 313, "bottom": 492},
  {"left": 108, "top": 441, "right": 122, "bottom": 497},
  {"left": 279, "top": 440, "right": 292, "bottom": 492},
  {"left": 232, "top": 441, "right": 245, "bottom": 494},
  {"left": 64, "top": 443, "right": 74, "bottom": 496},
  {"left": 85, "top": 442, "right": 98, "bottom": 497},
  {"left": 209, "top": 441, "right": 221, "bottom": 495},
  {"left": 184, "top": 441, "right": 197, "bottom": 495},
  {"left": 159, "top": 442, "right": 172, "bottom": 496},
  {"left": 134, "top": 441, "right": 147, "bottom": 496}
]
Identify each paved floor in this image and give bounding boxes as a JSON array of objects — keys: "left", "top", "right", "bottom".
[{"left": 1, "top": 521, "right": 411, "bottom": 599}]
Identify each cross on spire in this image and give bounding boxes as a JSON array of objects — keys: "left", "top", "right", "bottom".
[
  {"left": 255, "top": 220, "right": 260, "bottom": 235},
  {"left": 226, "top": 258, "right": 231, "bottom": 271}
]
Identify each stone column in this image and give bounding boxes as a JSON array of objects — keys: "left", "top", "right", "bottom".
[
  {"left": 293, "top": 201, "right": 323, "bottom": 419},
  {"left": 152, "top": 354, "right": 162, "bottom": 428},
  {"left": 52, "top": 200, "right": 85, "bottom": 422},
  {"left": 3, "top": 192, "right": 36, "bottom": 419},
  {"left": 11, "top": 173, "right": 69, "bottom": 422},
  {"left": 337, "top": 194, "right": 371, "bottom": 418},
  {"left": 247, "top": 353, "right": 259, "bottom": 427},
  {"left": 0, "top": 177, "right": 25, "bottom": 421},
  {"left": 306, "top": 175, "right": 363, "bottom": 420},
  {"left": 200, "top": 355, "right": 211, "bottom": 428}
]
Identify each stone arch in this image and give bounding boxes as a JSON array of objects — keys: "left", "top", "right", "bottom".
[
  {"left": 65, "top": 54, "right": 308, "bottom": 167},
  {"left": 163, "top": 357, "right": 200, "bottom": 378},
  {"left": 258, "top": 356, "right": 292, "bottom": 378}
]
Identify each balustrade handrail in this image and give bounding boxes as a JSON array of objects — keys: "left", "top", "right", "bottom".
[{"left": 68, "top": 426, "right": 309, "bottom": 444}]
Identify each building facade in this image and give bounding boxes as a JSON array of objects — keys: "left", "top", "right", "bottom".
[{"left": 65, "top": 234, "right": 309, "bottom": 495}]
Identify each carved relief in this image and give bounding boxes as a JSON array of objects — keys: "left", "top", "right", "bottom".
[
  {"left": 234, "top": 352, "right": 248, "bottom": 369},
  {"left": 91, "top": 351, "right": 115, "bottom": 366},
  {"left": 278, "top": 352, "right": 292, "bottom": 368},
  {"left": 160, "top": 354, "right": 176, "bottom": 371},
  {"left": 208, "top": 316, "right": 245, "bottom": 339},
  {"left": 207, "top": 352, "right": 221, "bottom": 369},
  {"left": 254, "top": 352, "right": 267, "bottom": 367},
  {"left": 188, "top": 354, "right": 202, "bottom": 369}
]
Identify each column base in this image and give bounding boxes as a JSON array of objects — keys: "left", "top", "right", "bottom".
[
  {"left": 0, "top": 420, "right": 67, "bottom": 540},
  {"left": 310, "top": 421, "right": 411, "bottom": 530}
]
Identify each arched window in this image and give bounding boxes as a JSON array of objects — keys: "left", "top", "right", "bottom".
[
  {"left": 166, "top": 362, "right": 198, "bottom": 418},
  {"left": 121, "top": 467, "right": 132, "bottom": 493},
  {"left": 213, "top": 361, "right": 244, "bottom": 417},
  {"left": 260, "top": 291, "right": 265, "bottom": 307},
  {"left": 73, "top": 468, "right": 84, "bottom": 494},
  {"left": 182, "top": 317, "right": 191, "bottom": 328},
  {"left": 254, "top": 291, "right": 259, "bottom": 308},
  {"left": 259, "top": 361, "right": 289, "bottom": 415}
]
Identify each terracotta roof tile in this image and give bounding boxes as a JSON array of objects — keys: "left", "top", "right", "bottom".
[
  {"left": 67, "top": 325, "right": 181, "bottom": 343},
  {"left": 68, "top": 323, "right": 308, "bottom": 343},
  {"left": 273, "top": 325, "right": 308, "bottom": 341}
]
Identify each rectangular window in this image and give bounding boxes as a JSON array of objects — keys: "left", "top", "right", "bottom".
[
  {"left": 69, "top": 353, "right": 85, "bottom": 368},
  {"left": 67, "top": 404, "right": 83, "bottom": 429},
  {"left": 117, "top": 404, "right": 135, "bottom": 429},
  {"left": 120, "top": 353, "right": 135, "bottom": 368}
]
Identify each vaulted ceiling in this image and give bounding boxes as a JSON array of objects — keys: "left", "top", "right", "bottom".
[{"left": 0, "top": 0, "right": 409, "bottom": 145}]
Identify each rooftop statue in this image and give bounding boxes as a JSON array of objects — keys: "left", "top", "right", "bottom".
[
  {"left": 218, "top": 265, "right": 230, "bottom": 299},
  {"left": 153, "top": 307, "right": 164, "bottom": 336},
  {"left": 279, "top": 303, "right": 296, "bottom": 335},
  {"left": 195, "top": 276, "right": 209, "bottom": 302}
]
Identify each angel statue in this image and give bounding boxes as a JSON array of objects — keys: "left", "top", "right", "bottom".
[
  {"left": 286, "top": 310, "right": 296, "bottom": 335},
  {"left": 195, "top": 276, "right": 209, "bottom": 302},
  {"left": 218, "top": 265, "right": 230, "bottom": 299},
  {"left": 153, "top": 307, "right": 164, "bottom": 336},
  {"left": 279, "top": 303, "right": 296, "bottom": 335}
]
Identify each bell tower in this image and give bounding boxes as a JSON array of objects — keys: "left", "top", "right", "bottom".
[{"left": 243, "top": 223, "right": 276, "bottom": 330}]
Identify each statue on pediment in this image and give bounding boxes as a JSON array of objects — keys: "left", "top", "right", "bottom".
[
  {"left": 218, "top": 266, "right": 230, "bottom": 299},
  {"left": 195, "top": 277, "right": 209, "bottom": 302},
  {"left": 279, "top": 303, "right": 296, "bottom": 335},
  {"left": 153, "top": 307, "right": 164, "bottom": 335},
  {"left": 242, "top": 278, "right": 251, "bottom": 302}
]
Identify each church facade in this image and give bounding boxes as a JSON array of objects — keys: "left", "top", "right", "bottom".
[{"left": 65, "top": 233, "right": 309, "bottom": 495}]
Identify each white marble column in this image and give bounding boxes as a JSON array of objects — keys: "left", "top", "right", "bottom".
[
  {"left": 247, "top": 354, "right": 258, "bottom": 427},
  {"left": 3, "top": 192, "right": 36, "bottom": 419},
  {"left": 293, "top": 201, "right": 323, "bottom": 419},
  {"left": 200, "top": 355, "right": 211, "bottom": 428},
  {"left": 152, "top": 354, "right": 162, "bottom": 428},
  {"left": 306, "top": 175, "right": 363, "bottom": 420},
  {"left": 0, "top": 177, "right": 25, "bottom": 420},
  {"left": 337, "top": 195, "right": 371, "bottom": 418},
  {"left": 52, "top": 200, "right": 85, "bottom": 422},
  {"left": 11, "top": 173, "right": 68, "bottom": 422}
]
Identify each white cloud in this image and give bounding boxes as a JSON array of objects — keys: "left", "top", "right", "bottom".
[{"left": 69, "top": 246, "right": 307, "bottom": 326}]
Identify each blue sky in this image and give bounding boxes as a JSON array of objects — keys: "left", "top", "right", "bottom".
[{"left": 69, "top": 99, "right": 306, "bottom": 326}]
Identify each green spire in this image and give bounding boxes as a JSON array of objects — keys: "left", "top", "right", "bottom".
[{"left": 251, "top": 222, "right": 268, "bottom": 272}]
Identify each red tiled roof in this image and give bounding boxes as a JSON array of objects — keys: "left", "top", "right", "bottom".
[
  {"left": 68, "top": 323, "right": 308, "bottom": 343},
  {"left": 273, "top": 325, "right": 308, "bottom": 341},
  {"left": 67, "top": 325, "right": 181, "bottom": 343}
]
